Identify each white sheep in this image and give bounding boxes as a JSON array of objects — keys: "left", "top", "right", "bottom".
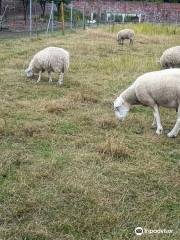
[
  {"left": 160, "top": 46, "right": 180, "bottom": 68},
  {"left": 117, "top": 29, "right": 135, "bottom": 45},
  {"left": 25, "top": 47, "right": 69, "bottom": 85},
  {"left": 114, "top": 68, "right": 180, "bottom": 138}
]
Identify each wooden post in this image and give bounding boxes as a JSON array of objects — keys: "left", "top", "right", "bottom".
[
  {"left": 83, "top": 6, "right": 85, "bottom": 30},
  {"left": 61, "top": 1, "right": 65, "bottom": 35}
]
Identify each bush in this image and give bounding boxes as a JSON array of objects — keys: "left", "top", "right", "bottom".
[
  {"left": 115, "top": 15, "right": 123, "bottom": 23},
  {"left": 125, "top": 15, "right": 139, "bottom": 23}
]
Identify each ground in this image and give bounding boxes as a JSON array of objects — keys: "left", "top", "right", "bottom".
[{"left": 0, "top": 23, "right": 179, "bottom": 240}]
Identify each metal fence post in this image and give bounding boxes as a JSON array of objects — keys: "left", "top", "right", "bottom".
[
  {"left": 51, "top": 1, "right": 54, "bottom": 32},
  {"left": 70, "top": 4, "right": 73, "bottom": 30},
  {"left": 46, "top": 1, "right": 54, "bottom": 35},
  {"left": 61, "top": 2, "right": 65, "bottom": 35},
  {"left": 29, "top": 0, "right": 32, "bottom": 37}
]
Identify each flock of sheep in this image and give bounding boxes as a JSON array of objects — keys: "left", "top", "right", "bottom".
[{"left": 25, "top": 28, "right": 180, "bottom": 138}]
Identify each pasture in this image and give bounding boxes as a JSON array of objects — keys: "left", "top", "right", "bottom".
[{"left": 0, "top": 24, "right": 179, "bottom": 240}]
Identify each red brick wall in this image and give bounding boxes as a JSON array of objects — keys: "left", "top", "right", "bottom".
[
  {"left": 2, "top": 0, "right": 180, "bottom": 23},
  {"left": 71, "top": 0, "right": 180, "bottom": 22},
  {"left": 2, "top": 0, "right": 24, "bottom": 15}
]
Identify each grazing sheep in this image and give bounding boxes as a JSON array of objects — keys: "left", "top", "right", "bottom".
[
  {"left": 113, "top": 68, "right": 180, "bottom": 138},
  {"left": 160, "top": 46, "right": 180, "bottom": 68},
  {"left": 25, "top": 47, "right": 69, "bottom": 85},
  {"left": 117, "top": 29, "right": 135, "bottom": 45}
]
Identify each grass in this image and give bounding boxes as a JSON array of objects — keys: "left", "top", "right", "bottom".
[{"left": 0, "top": 23, "right": 179, "bottom": 240}]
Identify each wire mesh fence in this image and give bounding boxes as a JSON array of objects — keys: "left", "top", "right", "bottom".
[
  {"left": 1, "top": 1, "right": 180, "bottom": 39},
  {"left": 0, "top": 1, "right": 83, "bottom": 38}
]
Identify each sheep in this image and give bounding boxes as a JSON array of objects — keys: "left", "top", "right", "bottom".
[
  {"left": 160, "top": 46, "right": 180, "bottom": 68},
  {"left": 25, "top": 47, "right": 69, "bottom": 85},
  {"left": 113, "top": 68, "right": 180, "bottom": 138},
  {"left": 117, "top": 29, "right": 135, "bottom": 45}
]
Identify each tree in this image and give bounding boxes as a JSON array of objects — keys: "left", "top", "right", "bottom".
[
  {"left": 21, "top": 0, "right": 28, "bottom": 24},
  {"left": 52, "top": 1, "right": 72, "bottom": 34},
  {"left": 53, "top": 0, "right": 72, "bottom": 18},
  {"left": 38, "top": 0, "right": 47, "bottom": 17}
]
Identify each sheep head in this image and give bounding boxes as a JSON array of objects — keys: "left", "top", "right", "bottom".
[
  {"left": 113, "top": 96, "right": 130, "bottom": 121},
  {"left": 25, "top": 68, "right": 34, "bottom": 78}
]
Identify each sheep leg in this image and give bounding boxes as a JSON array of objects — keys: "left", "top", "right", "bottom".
[
  {"left": 37, "top": 71, "right": 42, "bottom": 83},
  {"left": 153, "top": 105, "right": 163, "bottom": 135},
  {"left": 167, "top": 105, "right": 180, "bottom": 138},
  {"left": 152, "top": 116, "right": 157, "bottom": 128},
  {"left": 130, "top": 39, "right": 133, "bottom": 45},
  {"left": 58, "top": 73, "right": 64, "bottom": 85},
  {"left": 48, "top": 72, "right": 53, "bottom": 83}
]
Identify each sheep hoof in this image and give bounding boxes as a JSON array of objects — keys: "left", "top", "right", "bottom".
[
  {"left": 167, "top": 132, "right": 176, "bottom": 138},
  {"left": 58, "top": 81, "right": 63, "bottom": 86},
  {"left": 156, "top": 128, "right": 163, "bottom": 135}
]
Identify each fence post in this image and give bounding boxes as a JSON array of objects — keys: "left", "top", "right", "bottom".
[
  {"left": 122, "top": 14, "right": 125, "bottom": 23},
  {"left": 70, "top": 4, "right": 73, "bottom": 30},
  {"left": 29, "top": 0, "right": 32, "bottom": 37},
  {"left": 51, "top": 1, "right": 54, "bottom": 32},
  {"left": 34, "top": 0, "right": 38, "bottom": 37},
  {"left": 83, "top": 6, "right": 85, "bottom": 30},
  {"left": 61, "top": 2, "right": 65, "bottom": 35}
]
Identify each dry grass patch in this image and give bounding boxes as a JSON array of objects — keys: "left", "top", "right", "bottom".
[
  {"left": 68, "top": 91, "right": 99, "bottom": 104},
  {"left": 45, "top": 100, "right": 70, "bottom": 114},
  {"left": 97, "top": 137, "right": 132, "bottom": 160},
  {"left": 136, "top": 34, "right": 164, "bottom": 45},
  {"left": 21, "top": 121, "right": 49, "bottom": 137},
  {"left": 17, "top": 99, "right": 73, "bottom": 115},
  {"left": 86, "top": 28, "right": 115, "bottom": 40},
  {"left": 0, "top": 118, "right": 6, "bottom": 134},
  {"left": 96, "top": 115, "right": 118, "bottom": 129},
  {"left": 42, "top": 90, "right": 99, "bottom": 115}
]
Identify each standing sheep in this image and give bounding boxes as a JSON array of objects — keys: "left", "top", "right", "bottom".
[
  {"left": 25, "top": 47, "right": 69, "bottom": 85},
  {"left": 113, "top": 68, "right": 180, "bottom": 138},
  {"left": 160, "top": 46, "right": 180, "bottom": 68},
  {"left": 117, "top": 29, "right": 135, "bottom": 45}
]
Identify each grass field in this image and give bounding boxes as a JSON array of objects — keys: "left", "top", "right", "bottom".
[{"left": 0, "top": 23, "right": 179, "bottom": 240}]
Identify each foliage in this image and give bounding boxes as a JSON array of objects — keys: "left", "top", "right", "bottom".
[
  {"left": 37, "top": 0, "right": 47, "bottom": 17},
  {"left": 21, "top": 0, "right": 28, "bottom": 23},
  {"left": 64, "top": 6, "right": 83, "bottom": 21},
  {"left": 37, "top": 0, "right": 72, "bottom": 17},
  {"left": 52, "top": 0, "right": 72, "bottom": 4}
]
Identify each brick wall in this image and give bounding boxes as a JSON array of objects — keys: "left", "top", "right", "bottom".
[
  {"left": 2, "top": 0, "right": 180, "bottom": 23},
  {"left": 71, "top": 0, "right": 180, "bottom": 23},
  {"left": 1, "top": 0, "right": 44, "bottom": 18},
  {"left": 2, "top": 0, "right": 23, "bottom": 14},
  {"left": 2, "top": 0, "right": 22, "bottom": 9}
]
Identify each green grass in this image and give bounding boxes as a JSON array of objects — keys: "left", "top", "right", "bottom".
[{"left": 0, "top": 23, "right": 179, "bottom": 240}]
